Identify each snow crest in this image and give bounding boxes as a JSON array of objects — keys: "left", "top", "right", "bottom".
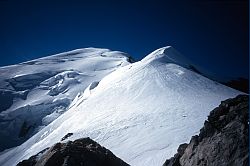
[
  {"left": 0, "top": 46, "right": 242, "bottom": 166},
  {"left": 141, "top": 46, "right": 192, "bottom": 68}
]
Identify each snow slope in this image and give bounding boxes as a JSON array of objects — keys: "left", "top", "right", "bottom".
[
  {"left": 141, "top": 46, "right": 192, "bottom": 68},
  {"left": 0, "top": 48, "right": 131, "bottom": 151},
  {"left": 0, "top": 46, "right": 241, "bottom": 166}
]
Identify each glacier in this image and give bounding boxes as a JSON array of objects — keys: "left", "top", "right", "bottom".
[
  {"left": 0, "top": 48, "right": 131, "bottom": 151},
  {"left": 0, "top": 46, "right": 241, "bottom": 166}
]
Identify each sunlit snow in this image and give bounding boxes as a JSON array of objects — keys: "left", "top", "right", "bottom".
[
  {"left": 0, "top": 48, "right": 131, "bottom": 151},
  {"left": 0, "top": 46, "right": 241, "bottom": 166}
]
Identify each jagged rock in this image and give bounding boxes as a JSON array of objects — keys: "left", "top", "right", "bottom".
[
  {"left": 163, "top": 143, "right": 188, "bottom": 166},
  {"left": 61, "top": 133, "right": 73, "bottom": 141},
  {"left": 163, "top": 95, "right": 249, "bottom": 166},
  {"left": 18, "top": 121, "right": 33, "bottom": 138},
  {"left": 17, "top": 137, "right": 129, "bottom": 166}
]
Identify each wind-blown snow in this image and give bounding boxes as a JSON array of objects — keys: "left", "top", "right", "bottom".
[
  {"left": 0, "top": 46, "right": 241, "bottom": 166},
  {"left": 141, "top": 46, "right": 192, "bottom": 68},
  {"left": 0, "top": 48, "right": 131, "bottom": 151}
]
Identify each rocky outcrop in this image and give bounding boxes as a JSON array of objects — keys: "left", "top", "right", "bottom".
[
  {"left": 163, "top": 95, "right": 249, "bottom": 166},
  {"left": 18, "top": 121, "right": 34, "bottom": 138},
  {"left": 17, "top": 137, "right": 129, "bottom": 166},
  {"left": 60, "top": 133, "right": 73, "bottom": 141}
]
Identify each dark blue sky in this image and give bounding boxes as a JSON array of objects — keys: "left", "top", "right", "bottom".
[{"left": 0, "top": 0, "right": 248, "bottom": 79}]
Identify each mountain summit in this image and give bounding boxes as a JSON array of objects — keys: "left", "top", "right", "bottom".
[
  {"left": 0, "top": 47, "right": 242, "bottom": 166},
  {"left": 141, "top": 46, "right": 192, "bottom": 68}
]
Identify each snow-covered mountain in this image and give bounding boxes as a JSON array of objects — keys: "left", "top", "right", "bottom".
[
  {"left": 0, "top": 46, "right": 241, "bottom": 166},
  {"left": 0, "top": 48, "right": 131, "bottom": 151}
]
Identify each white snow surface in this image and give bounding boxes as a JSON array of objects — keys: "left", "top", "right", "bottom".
[
  {"left": 0, "top": 46, "right": 241, "bottom": 166},
  {"left": 0, "top": 48, "right": 131, "bottom": 151}
]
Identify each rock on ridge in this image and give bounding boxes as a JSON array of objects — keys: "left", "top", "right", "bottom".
[
  {"left": 163, "top": 94, "right": 249, "bottom": 166},
  {"left": 17, "top": 137, "right": 129, "bottom": 166}
]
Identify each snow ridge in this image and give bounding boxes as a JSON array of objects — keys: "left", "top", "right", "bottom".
[
  {"left": 141, "top": 46, "right": 192, "bottom": 68},
  {"left": 0, "top": 46, "right": 242, "bottom": 166}
]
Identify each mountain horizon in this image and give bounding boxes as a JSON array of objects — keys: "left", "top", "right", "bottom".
[{"left": 0, "top": 46, "right": 245, "bottom": 165}]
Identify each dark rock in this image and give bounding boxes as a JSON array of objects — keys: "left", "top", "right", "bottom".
[
  {"left": 18, "top": 121, "right": 33, "bottom": 138},
  {"left": 17, "top": 137, "right": 129, "bottom": 166},
  {"left": 127, "top": 56, "right": 136, "bottom": 63},
  {"left": 17, "top": 148, "right": 49, "bottom": 166},
  {"left": 163, "top": 95, "right": 249, "bottom": 166},
  {"left": 163, "top": 143, "right": 188, "bottom": 166},
  {"left": 61, "top": 133, "right": 73, "bottom": 141}
]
